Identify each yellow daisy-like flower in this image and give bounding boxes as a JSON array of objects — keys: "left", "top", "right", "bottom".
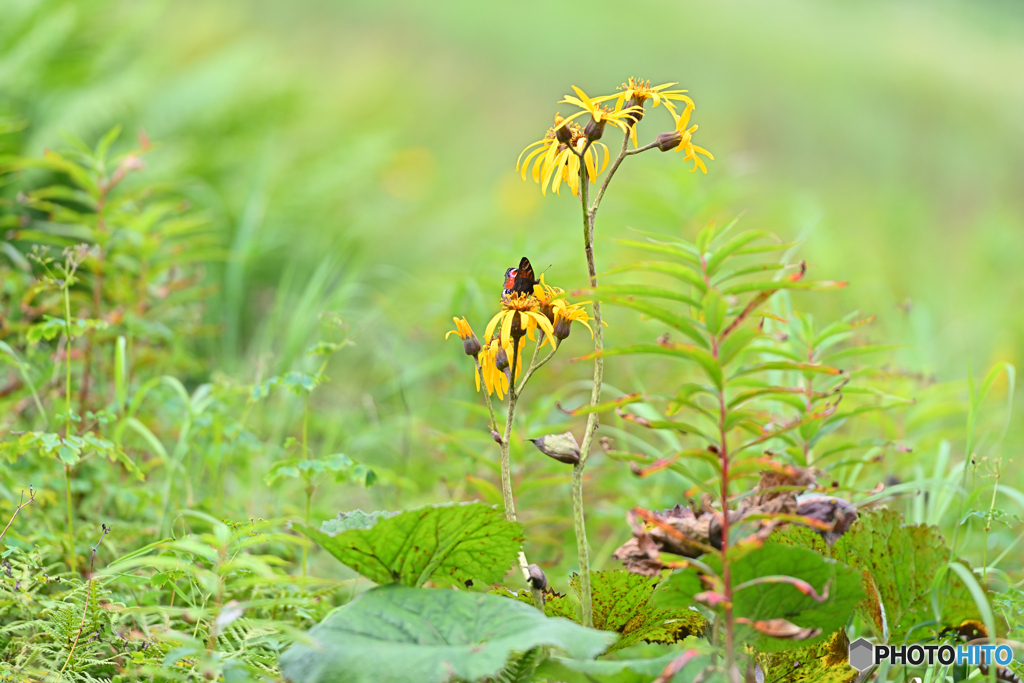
[
  {"left": 615, "top": 78, "right": 694, "bottom": 114},
  {"left": 614, "top": 78, "right": 695, "bottom": 146},
  {"left": 478, "top": 336, "right": 510, "bottom": 400},
  {"left": 485, "top": 293, "right": 555, "bottom": 373},
  {"left": 672, "top": 103, "right": 714, "bottom": 174},
  {"left": 559, "top": 86, "right": 640, "bottom": 138},
  {"left": 517, "top": 115, "right": 609, "bottom": 196}
]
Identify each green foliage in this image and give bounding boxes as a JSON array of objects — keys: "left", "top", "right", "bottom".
[
  {"left": 0, "top": 8, "right": 1019, "bottom": 679},
  {"left": 279, "top": 585, "right": 616, "bottom": 683},
  {"left": 572, "top": 570, "right": 707, "bottom": 652},
  {"left": 756, "top": 629, "right": 856, "bottom": 683},
  {"left": 774, "top": 508, "right": 982, "bottom": 640},
  {"left": 296, "top": 502, "right": 524, "bottom": 587},
  {"left": 536, "top": 647, "right": 713, "bottom": 683}
]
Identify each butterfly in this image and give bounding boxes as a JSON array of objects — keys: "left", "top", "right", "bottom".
[{"left": 503, "top": 256, "right": 536, "bottom": 296}]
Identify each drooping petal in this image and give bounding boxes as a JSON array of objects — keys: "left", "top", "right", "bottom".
[{"left": 485, "top": 310, "right": 505, "bottom": 341}]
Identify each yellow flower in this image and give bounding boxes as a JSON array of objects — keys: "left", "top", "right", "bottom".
[
  {"left": 552, "top": 302, "right": 595, "bottom": 341},
  {"left": 672, "top": 103, "right": 714, "bottom": 174},
  {"left": 615, "top": 78, "right": 694, "bottom": 114},
  {"left": 485, "top": 293, "right": 555, "bottom": 368},
  {"left": 446, "top": 316, "right": 482, "bottom": 356},
  {"left": 614, "top": 78, "right": 695, "bottom": 146},
  {"left": 517, "top": 115, "right": 609, "bottom": 196},
  {"left": 559, "top": 86, "right": 639, "bottom": 138},
  {"left": 478, "top": 336, "right": 510, "bottom": 399}
]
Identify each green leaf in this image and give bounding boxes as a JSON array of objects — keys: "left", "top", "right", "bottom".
[
  {"left": 492, "top": 586, "right": 580, "bottom": 621},
  {"left": 614, "top": 239, "right": 702, "bottom": 267},
  {"left": 655, "top": 565, "right": 706, "bottom": 610},
  {"left": 730, "top": 361, "right": 843, "bottom": 380},
  {"left": 586, "top": 284, "right": 701, "bottom": 308},
  {"left": 701, "top": 288, "right": 728, "bottom": 335},
  {"left": 722, "top": 279, "right": 846, "bottom": 295},
  {"left": 579, "top": 344, "right": 722, "bottom": 389},
  {"left": 716, "top": 543, "right": 864, "bottom": 652},
  {"left": 756, "top": 629, "right": 857, "bottom": 683},
  {"left": 279, "top": 585, "right": 616, "bottom": 683},
  {"left": 536, "top": 649, "right": 712, "bottom": 683},
  {"left": 603, "top": 261, "right": 707, "bottom": 293},
  {"left": 603, "top": 297, "right": 709, "bottom": 347},
  {"left": 705, "top": 230, "right": 776, "bottom": 275},
  {"left": 573, "top": 570, "right": 707, "bottom": 652},
  {"left": 773, "top": 508, "right": 981, "bottom": 641},
  {"left": 296, "top": 502, "right": 523, "bottom": 587}
]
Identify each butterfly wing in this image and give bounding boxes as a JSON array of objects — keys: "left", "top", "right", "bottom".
[
  {"left": 512, "top": 256, "right": 536, "bottom": 295},
  {"left": 503, "top": 267, "right": 518, "bottom": 295}
]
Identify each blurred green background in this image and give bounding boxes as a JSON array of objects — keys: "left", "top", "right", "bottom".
[{"left": 3, "top": 0, "right": 1023, "bottom": 569}]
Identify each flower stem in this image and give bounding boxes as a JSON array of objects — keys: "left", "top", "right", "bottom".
[
  {"left": 571, "top": 130, "right": 658, "bottom": 627},
  {"left": 496, "top": 337, "right": 546, "bottom": 611}
]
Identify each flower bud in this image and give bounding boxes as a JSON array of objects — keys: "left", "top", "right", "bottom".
[
  {"left": 656, "top": 130, "right": 682, "bottom": 152},
  {"left": 527, "top": 431, "right": 580, "bottom": 464},
  {"left": 553, "top": 315, "right": 572, "bottom": 340},
  {"left": 495, "top": 345, "right": 509, "bottom": 371},
  {"left": 554, "top": 116, "right": 572, "bottom": 145},
  {"left": 624, "top": 97, "right": 645, "bottom": 125},
  {"left": 583, "top": 117, "right": 606, "bottom": 142},
  {"left": 509, "top": 312, "right": 527, "bottom": 340},
  {"left": 527, "top": 564, "right": 548, "bottom": 591},
  {"left": 463, "top": 334, "right": 481, "bottom": 357}
]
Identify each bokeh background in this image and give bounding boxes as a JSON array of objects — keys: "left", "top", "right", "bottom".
[{"left": 3, "top": 0, "right": 1023, "bottom": 573}]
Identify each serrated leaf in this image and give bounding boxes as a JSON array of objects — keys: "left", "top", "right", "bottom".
[
  {"left": 297, "top": 502, "right": 523, "bottom": 587},
  {"left": 537, "top": 649, "right": 712, "bottom": 683},
  {"left": 756, "top": 629, "right": 857, "bottom": 683},
  {"left": 280, "top": 585, "right": 616, "bottom": 683},
  {"left": 773, "top": 508, "right": 981, "bottom": 640},
  {"left": 571, "top": 570, "right": 707, "bottom": 652},
  {"left": 492, "top": 586, "right": 579, "bottom": 621}
]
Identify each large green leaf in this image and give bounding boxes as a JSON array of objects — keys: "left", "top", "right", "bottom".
[
  {"left": 656, "top": 544, "right": 863, "bottom": 652},
  {"left": 536, "top": 648, "right": 713, "bottom": 683},
  {"left": 729, "top": 543, "right": 864, "bottom": 652},
  {"left": 773, "top": 508, "right": 980, "bottom": 640},
  {"left": 571, "top": 570, "right": 707, "bottom": 652},
  {"left": 295, "top": 502, "right": 523, "bottom": 587},
  {"left": 279, "top": 585, "right": 616, "bottom": 683},
  {"left": 756, "top": 629, "right": 856, "bottom": 683}
]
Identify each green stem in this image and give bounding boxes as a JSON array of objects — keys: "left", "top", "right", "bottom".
[
  {"left": 301, "top": 393, "right": 310, "bottom": 587},
  {"left": 497, "top": 337, "right": 545, "bottom": 611},
  {"left": 62, "top": 285, "right": 77, "bottom": 575},
  {"left": 570, "top": 130, "right": 657, "bottom": 627},
  {"left": 64, "top": 465, "right": 76, "bottom": 574}
]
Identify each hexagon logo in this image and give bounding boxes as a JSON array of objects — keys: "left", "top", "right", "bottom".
[{"left": 848, "top": 637, "right": 874, "bottom": 671}]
